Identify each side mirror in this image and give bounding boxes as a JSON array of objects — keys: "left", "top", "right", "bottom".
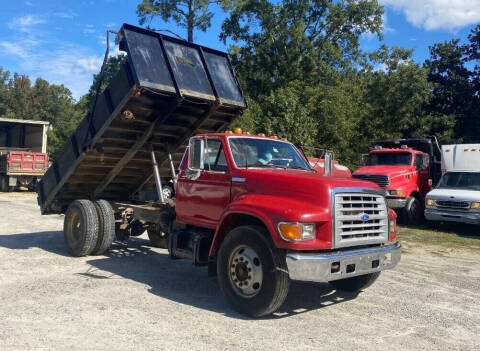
[{"left": 189, "top": 138, "right": 205, "bottom": 170}]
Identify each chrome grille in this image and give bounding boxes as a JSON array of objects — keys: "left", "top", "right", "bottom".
[
  {"left": 352, "top": 174, "right": 390, "bottom": 188},
  {"left": 334, "top": 193, "right": 389, "bottom": 248},
  {"left": 436, "top": 200, "right": 470, "bottom": 209}
]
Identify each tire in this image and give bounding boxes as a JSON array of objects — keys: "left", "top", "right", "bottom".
[
  {"left": 217, "top": 225, "right": 290, "bottom": 317},
  {"left": 64, "top": 200, "right": 99, "bottom": 257},
  {"left": 147, "top": 228, "right": 168, "bottom": 249},
  {"left": 92, "top": 200, "right": 115, "bottom": 255},
  {"left": 0, "top": 175, "right": 9, "bottom": 192},
  {"left": 403, "top": 196, "right": 424, "bottom": 225},
  {"left": 329, "top": 272, "right": 380, "bottom": 292}
]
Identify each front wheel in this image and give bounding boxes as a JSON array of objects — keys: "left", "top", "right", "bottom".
[
  {"left": 217, "top": 225, "right": 290, "bottom": 317},
  {"left": 403, "top": 196, "right": 424, "bottom": 225},
  {"left": 329, "top": 272, "right": 380, "bottom": 292}
]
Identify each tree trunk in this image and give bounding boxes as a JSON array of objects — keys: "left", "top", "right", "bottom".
[{"left": 187, "top": 0, "right": 194, "bottom": 42}]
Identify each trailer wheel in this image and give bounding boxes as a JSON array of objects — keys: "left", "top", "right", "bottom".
[
  {"left": 217, "top": 225, "right": 290, "bottom": 317},
  {"left": 329, "top": 272, "right": 380, "bottom": 292},
  {"left": 64, "top": 200, "right": 99, "bottom": 257},
  {"left": 92, "top": 200, "right": 115, "bottom": 255},
  {"left": 404, "top": 196, "right": 424, "bottom": 225},
  {"left": 147, "top": 228, "right": 168, "bottom": 249}
]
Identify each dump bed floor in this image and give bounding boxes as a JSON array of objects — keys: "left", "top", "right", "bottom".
[{"left": 38, "top": 24, "right": 245, "bottom": 214}]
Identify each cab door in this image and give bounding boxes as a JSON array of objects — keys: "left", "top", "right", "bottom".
[
  {"left": 416, "top": 154, "right": 430, "bottom": 198},
  {"left": 175, "top": 137, "right": 231, "bottom": 228}
]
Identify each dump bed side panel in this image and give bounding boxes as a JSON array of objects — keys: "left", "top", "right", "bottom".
[{"left": 38, "top": 24, "right": 246, "bottom": 214}]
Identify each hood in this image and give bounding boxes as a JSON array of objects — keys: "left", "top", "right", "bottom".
[
  {"left": 241, "top": 168, "right": 380, "bottom": 201},
  {"left": 354, "top": 165, "right": 413, "bottom": 178},
  {"left": 427, "top": 188, "right": 480, "bottom": 202}
]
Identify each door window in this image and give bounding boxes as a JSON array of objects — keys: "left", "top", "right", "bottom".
[
  {"left": 188, "top": 137, "right": 228, "bottom": 171},
  {"left": 205, "top": 138, "right": 228, "bottom": 171}
]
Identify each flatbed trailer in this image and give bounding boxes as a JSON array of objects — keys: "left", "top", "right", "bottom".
[{"left": 38, "top": 24, "right": 246, "bottom": 215}]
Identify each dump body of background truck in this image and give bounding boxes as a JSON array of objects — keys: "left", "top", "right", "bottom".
[
  {"left": 0, "top": 118, "right": 49, "bottom": 192},
  {"left": 425, "top": 144, "right": 480, "bottom": 224},
  {"left": 353, "top": 138, "right": 441, "bottom": 225},
  {"left": 38, "top": 24, "right": 401, "bottom": 317}
]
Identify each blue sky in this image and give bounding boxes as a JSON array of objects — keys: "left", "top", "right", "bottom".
[{"left": 0, "top": 0, "right": 479, "bottom": 100}]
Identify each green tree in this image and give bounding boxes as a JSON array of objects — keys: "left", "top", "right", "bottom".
[{"left": 137, "top": 0, "right": 235, "bottom": 42}]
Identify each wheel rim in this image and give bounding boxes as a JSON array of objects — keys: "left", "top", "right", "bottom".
[
  {"left": 162, "top": 187, "right": 172, "bottom": 199},
  {"left": 67, "top": 211, "right": 82, "bottom": 246},
  {"left": 228, "top": 245, "right": 263, "bottom": 298}
]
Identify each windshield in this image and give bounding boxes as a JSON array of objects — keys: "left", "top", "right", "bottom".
[
  {"left": 228, "top": 137, "right": 311, "bottom": 170},
  {"left": 366, "top": 153, "right": 412, "bottom": 166},
  {"left": 437, "top": 172, "right": 480, "bottom": 191}
]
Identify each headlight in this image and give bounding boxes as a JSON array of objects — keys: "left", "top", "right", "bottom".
[
  {"left": 471, "top": 202, "right": 480, "bottom": 209},
  {"left": 387, "top": 189, "right": 404, "bottom": 197},
  {"left": 278, "top": 222, "right": 316, "bottom": 241},
  {"left": 426, "top": 198, "right": 436, "bottom": 207}
]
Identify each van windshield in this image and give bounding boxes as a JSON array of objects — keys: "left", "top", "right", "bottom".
[
  {"left": 228, "top": 137, "right": 311, "bottom": 170},
  {"left": 366, "top": 153, "right": 412, "bottom": 166},
  {"left": 437, "top": 172, "right": 480, "bottom": 191}
]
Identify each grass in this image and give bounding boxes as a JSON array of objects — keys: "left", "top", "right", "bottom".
[{"left": 398, "top": 223, "right": 480, "bottom": 250}]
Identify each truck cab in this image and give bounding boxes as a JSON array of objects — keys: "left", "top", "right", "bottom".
[
  {"left": 353, "top": 138, "right": 441, "bottom": 224},
  {"left": 425, "top": 144, "right": 480, "bottom": 225}
]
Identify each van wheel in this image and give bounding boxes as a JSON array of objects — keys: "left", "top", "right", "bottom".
[
  {"left": 329, "top": 272, "right": 380, "bottom": 292},
  {"left": 64, "top": 200, "right": 99, "bottom": 257},
  {"left": 92, "top": 200, "right": 115, "bottom": 255},
  {"left": 404, "top": 196, "right": 423, "bottom": 225},
  {"left": 217, "top": 225, "right": 290, "bottom": 317}
]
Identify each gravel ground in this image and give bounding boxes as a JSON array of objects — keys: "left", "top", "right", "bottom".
[{"left": 0, "top": 192, "right": 479, "bottom": 351}]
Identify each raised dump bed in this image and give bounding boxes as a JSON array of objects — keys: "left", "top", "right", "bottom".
[{"left": 38, "top": 24, "right": 246, "bottom": 214}]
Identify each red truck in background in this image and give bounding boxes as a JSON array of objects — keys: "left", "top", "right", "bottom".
[
  {"left": 353, "top": 138, "right": 442, "bottom": 224},
  {"left": 0, "top": 118, "right": 50, "bottom": 192}
]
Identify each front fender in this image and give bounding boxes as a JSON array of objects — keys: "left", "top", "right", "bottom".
[{"left": 209, "top": 194, "right": 332, "bottom": 256}]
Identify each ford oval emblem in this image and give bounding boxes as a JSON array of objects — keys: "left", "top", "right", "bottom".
[{"left": 361, "top": 214, "right": 370, "bottom": 221}]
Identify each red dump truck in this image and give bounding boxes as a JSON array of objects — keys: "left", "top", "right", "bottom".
[
  {"left": 353, "top": 138, "right": 442, "bottom": 224},
  {"left": 37, "top": 24, "right": 401, "bottom": 317},
  {"left": 0, "top": 118, "right": 49, "bottom": 191}
]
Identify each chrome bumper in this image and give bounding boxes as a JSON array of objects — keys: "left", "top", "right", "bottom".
[
  {"left": 425, "top": 208, "right": 480, "bottom": 224},
  {"left": 286, "top": 242, "right": 401, "bottom": 282},
  {"left": 386, "top": 197, "right": 406, "bottom": 209}
]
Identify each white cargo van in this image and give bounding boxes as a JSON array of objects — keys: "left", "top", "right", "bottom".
[{"left": 425, "top": 144, "right": 480, "bottom": 224}]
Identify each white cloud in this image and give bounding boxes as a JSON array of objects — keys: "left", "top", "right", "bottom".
[
  {"left": 53, "top": 11, "right": 77, "bottom": 19},
  {"left": 380, "top": 0, "right": 480, "bottom": 31},
  {"left": 0, "top": 37, "right": 103, "bottom": 99},
  {"left": 8, "top": 14, "right": 45, "bottom": 33}
]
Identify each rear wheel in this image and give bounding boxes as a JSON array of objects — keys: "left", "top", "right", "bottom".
[
  {"left": 0, "top": 175, "right": 9, "bottom": 192},
  {"left": 329, "top": 272, "right": 380, "bottom": 292},
  {"left": 92, "top": 200, "right": 115, "bottom": 255},
  {"left": 64, "top": 200, "right": 99, "bottom": 257},
  {"left": 217, "top": 225, "right": 290, "bottom": 317}
]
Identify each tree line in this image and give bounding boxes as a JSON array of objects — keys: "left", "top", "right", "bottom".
[{"left": 0, "top": 0, "right": 479, "bottom": 169}]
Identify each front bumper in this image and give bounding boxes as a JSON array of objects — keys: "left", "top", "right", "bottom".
[
  {"left": 386, "top": 197, "right": 406, "bottom": 209},
  {"left": 286, "top": 242, "right": 401, "bottom": 282},
  {"left": 425, "top": 208, "right": 480, "bottom": 225}
]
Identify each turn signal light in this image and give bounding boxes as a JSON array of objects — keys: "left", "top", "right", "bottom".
[
  {"left": 471, "top": 202, "right": 480, "bottom": 209},
  {"left": 278, "top": 222, "right": 315, "bottom": 242}
]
